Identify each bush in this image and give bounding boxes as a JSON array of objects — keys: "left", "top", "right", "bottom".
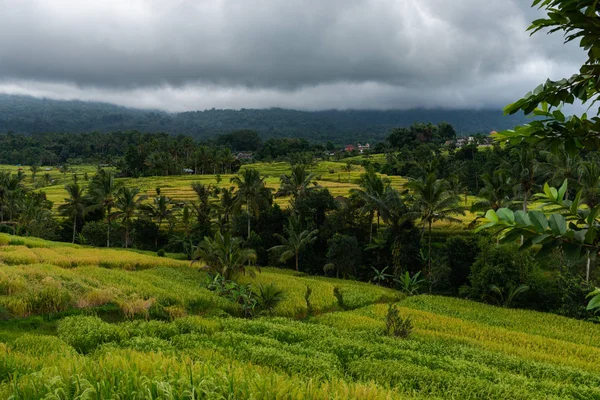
[
  {"left": 464, "top": 244, "right": 538, "bottom": 307},
  {"left": 441, "top": 235, "right": 481, "bottom": 290},
  {"left": 255, "top": 283, "right": 285, "bottom": 314},
  {"left": 57, "top": 315, "right": 126, "bottom": 353},
  {"left": 157, "top": 248, "right": 166, "bottom": 257},
  {"left": 80, "top": 222, "right": 108, "bottom": 247},
  {"left": 385, "top": 304, "right": 412, "bottom": 338}
]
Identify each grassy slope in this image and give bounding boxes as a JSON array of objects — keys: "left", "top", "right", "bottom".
[
  {"left": 0, "top": 160, "right": 479, "bottom": 226},
  {"left": 0, "top": 235, "right": 599, "bottom": 398}
]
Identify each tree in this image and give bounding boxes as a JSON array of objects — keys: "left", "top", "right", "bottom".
[
  {"left": 276, "top": 164, "right": 319, "bottom": 200},
  {"left": 479, "top": 1, "right": 600, "bottom": 291},
  {"left": 539, "top": 148, "right": 580, "bottom": 195},
  {"left": 342, "top": 163, "right": 354, "bottom": 182},
  {"left": 579, "top": 161, "right": 600, "bottom": 208},
  {"left": 87, "top": 170, "right": 122, "bottom": 247},
  {"left": 58, "top": 182, "right": 86, "bottom": 243},
  {"left": 29, "top": 165, "right": 40, "bottom": 184},
  {"left": 471, "top": 170, "right": 514, "bottom": 212},
  {"left": 112, "top": 187, "right": 147, "bottom": 248},
  {"left": 350, "top": 166, "right": 390, "bottom": 242},
  {"left": 192, "top": 230, "right": 257, "bottom": 281},
  {"left": 324, "top": 234, "right": 362, "bottom": 279},
  {"left": 231, "top": 168, "right": 272, "bottom": 238},
  {"left": 405, "top": 173, "right": 465, "bottom": 274},
  {"left": 510, "top": 145, "right": 538, "bottom": 212},
  {"left": 269, "top": 215, "right": 318, "bottom": 271}
]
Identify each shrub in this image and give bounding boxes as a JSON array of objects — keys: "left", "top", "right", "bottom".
[
  {"left": 157, "top": 248, "right": 166, "bottom": 257},
  {"left": 174, "top": 316, "right": 220, "bottom": 335},
  {"left": 57, "top": 315, "right": 126, "bottom": 353},
  {"left": 255, "top": 283, "right": 285, "bottom": 314},
  {"left": 385, "top": 304, "right": 412, "bottom": 339},
  {"left": 464, "top": 245, "right": 538, "bottom": 307},
  {"left": 80, "top": 222, "right": 108, "bottom": 248}
]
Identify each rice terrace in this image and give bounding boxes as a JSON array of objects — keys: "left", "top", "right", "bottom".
[{"left": 2, "top": 0, "right": 600, "bottom": 399}]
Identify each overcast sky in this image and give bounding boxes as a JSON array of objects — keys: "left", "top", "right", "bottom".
[{"left": 0, "top": 0, "right": 584, "bottom": 112}]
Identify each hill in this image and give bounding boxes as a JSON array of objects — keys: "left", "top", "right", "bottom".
[
  {"left": 0, "top": 233, "right": 599, "bottom": 398},
  {"left": 0, "top": 94, "right": 529, "bottom": 143}
]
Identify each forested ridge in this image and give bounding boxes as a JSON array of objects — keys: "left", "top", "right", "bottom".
[{"left": 0, "top": 94, "right": 528, "bottom": 142}]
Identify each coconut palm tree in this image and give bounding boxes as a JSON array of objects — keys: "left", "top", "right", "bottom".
[
  {"left": 58, "top": 182, "right": 86, "bottom": 243},
  {"left": 539, "top": 148, "right": 580, "bottom": 197},
  {"left": 510, "top": 145, "right": 538, "bottom": 212},
  {"left": 579, "top": 161, "right": 600, "bottom": 208},
  {"left": 470, "top": 170, "right": 514, "bottom": 212},
  {"left": 220, "top": 147, "right": 236, "bottom": 174},
  {"left": 405, "top": 173, "right": 465, "bottom": 274},
  {"left": 192, "top": 230, "right": 257, "bottom": 281},
  {"left": 87, "top": 170, "right": 122, "bottom": 247},
  {"left": 29, "top": 165, "right": 40, "bottom": 184},
  {"left": 231, "top": 168, "right": 272, "bottom": 238},
  {"left": 112, "top": 187, "right": 147, "bottom": 248},
  {"left": 350, "top": 166, "right": 390, "bottom": 242},
  {"left": 269, "top": 215, "right": 318, "bottom": 272},
  {"left": 276, "top": 164, "right": 320, "bottom": 199}
]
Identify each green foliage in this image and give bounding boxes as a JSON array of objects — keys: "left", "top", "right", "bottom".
[
  {"left": 193, "top": 230, "right": 257, "bottom": 281},
  {"left": 396, "top": 271, "right": 425, "bottom": 296},
  {"left": 324, "top": 234, "right": 362, "bottom": 279},
  {"left": 57, "top": 315, "right": 126, "bottom": 353},
  {"left": 385, "top": 304, "right": 412, "bottom": 338},
  {"left": 80, "top": 221, "right": 110, "bottom": 248},
  {"left": 465, "top": 245, "right": 538, "bottom": 307},
  {"left": 255, "top": 283, "right": 285, "bottom": 315}
]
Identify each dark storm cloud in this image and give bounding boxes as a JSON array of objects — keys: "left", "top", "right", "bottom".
[{"left": 0, "top": 0, "right": 585, "bottom": 111}]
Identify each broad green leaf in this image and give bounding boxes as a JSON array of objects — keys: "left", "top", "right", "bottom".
[
  {"left": 557, "top": 179, "right": 568, "bottom": 201},
  {"left": 496, "top": 208, "right": 515, "bottom": 224},
  {"left": 548, "top": 214, "right": 567, "bottom": 235},
  {"left": 514, "top": 210, "right": 531, "bottom": 226},
  {"left": 587, "top": 294, "right": 600, "bottom": 311},
  {"left": 531, "top": 234, "right": 551, "bottom": 244},
  {"left": 484, "top": 209, "right": 499, "bottom": 223},
  {"left": 529, "top": 211, "right": 548, "bottom": 233}
]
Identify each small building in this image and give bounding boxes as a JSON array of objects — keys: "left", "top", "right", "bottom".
[
  {"left": 357, "top": 143, "right": 370, "bottom": 154},
  {"left": 344, "top": 144, "right": 355, "bottom": 152},
  {"left": 236, "top": 152, "right": 253, "bottom": 160},
  {"left": 182, "top": 168, "right": 194, "bottom": 174}
]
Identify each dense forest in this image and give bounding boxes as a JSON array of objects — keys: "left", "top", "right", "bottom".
[{"left": 0, "top": 94, "right": 530, "bottom": 143}]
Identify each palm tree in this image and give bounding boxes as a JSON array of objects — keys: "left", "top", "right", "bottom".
[
  {"left": 87, "top": 170, "right": 122, "bottom": 247},
  {"left": 470, "top": 170, "right": 514, "bottom": 212},
  {"left": 269, "top": 215, "right": 318, "bottom": 271},
  {"left": 231, "top": 168, "right": 272, "bottom": 238},
  {"left": 539, "top": 148, "right": 580, "bottom": 196},
  {"left": 405, "top": 173, "right": 465, "bottom": 274},
  {"left": 579, "top": 161, "right": 600, "bottom": 208},
  {"left": 192, "top": 230, "right": 257, "bottom": 281},
  {"left": 112, "top": 187, "right": 147, "bottom": 248},
  {"left": 58, "top": 182, "right": 86, "bottom": 243},
  {"left": 195, "top": 146, "right": 211, "bottom": 175},
  {"left": 510, "top": 146, "right": 538, "bottom": 212},
  {"left": 350, "top": 166, "right": 389, "bottom": 242},
  {"left": 29, "top": 165, "right": 40, "bottom": 184},
  {"left": 220, "top": 147, "right": 236, "bottom": 174},
  {"left": 276, "top": 164, "right": 320, "bottom": 199}
]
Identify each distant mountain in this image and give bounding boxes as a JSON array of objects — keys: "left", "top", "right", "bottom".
[{"left": 0, "top": 94, "right": 529, "bottom": 143}]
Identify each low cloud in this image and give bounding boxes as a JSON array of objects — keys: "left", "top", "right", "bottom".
[{"left": 0, "top": 0, "right": 585, "bottom": 111}]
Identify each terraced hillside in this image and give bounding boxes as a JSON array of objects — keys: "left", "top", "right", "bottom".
[{"left": 0, "top": 234, "right": 599, "bottom": 399}]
